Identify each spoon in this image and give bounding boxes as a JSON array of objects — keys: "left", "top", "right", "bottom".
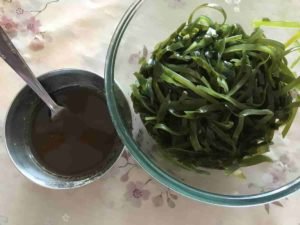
[{"left": 0, "top": 26, "right": 66, "bottom": 120}]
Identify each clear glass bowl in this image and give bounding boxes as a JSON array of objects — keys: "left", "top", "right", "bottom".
[{"left": 105, "top": 0, "right": 300, "bottom": 206}]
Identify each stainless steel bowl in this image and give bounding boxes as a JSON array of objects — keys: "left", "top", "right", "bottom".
[{"left": 4, "top": 69, "right": 129, "bottom": 189}]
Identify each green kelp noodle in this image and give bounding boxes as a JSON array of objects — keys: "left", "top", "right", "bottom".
[{"left": 131, "top": 3, "right": 300, "bottom": 173}]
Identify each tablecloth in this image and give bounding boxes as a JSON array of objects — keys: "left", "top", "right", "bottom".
[{"left": 0, "top": 0, "right": 299, "bottom": 225}]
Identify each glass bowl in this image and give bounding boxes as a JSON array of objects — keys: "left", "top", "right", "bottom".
[{"left": 105, "top": 0, "right": 300, "bottom": 206}]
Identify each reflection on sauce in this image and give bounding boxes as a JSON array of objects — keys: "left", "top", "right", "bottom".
[{"left": 30, "top": 87, "right": 120, "bottom": 176}]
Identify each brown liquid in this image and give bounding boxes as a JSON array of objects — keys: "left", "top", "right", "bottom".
[{"left": 30, "top": 86, "right": 120, "bottom": 176}]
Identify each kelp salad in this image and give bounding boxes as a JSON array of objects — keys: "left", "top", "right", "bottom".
[{"left": 131, "top": 3, "right": 300, "bottom": 174}]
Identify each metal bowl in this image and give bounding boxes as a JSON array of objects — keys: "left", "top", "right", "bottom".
[{"left": 4, "top": 69, "right": 129, "bottom": 189}]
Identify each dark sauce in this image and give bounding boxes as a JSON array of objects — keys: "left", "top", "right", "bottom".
[{"left": 30, "top": 86, "right": 120, "bottom": 177}]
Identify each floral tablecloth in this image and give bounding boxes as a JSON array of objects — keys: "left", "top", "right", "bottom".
[{"left": 0, "top": 0, "right": 299, "bottom": 225}]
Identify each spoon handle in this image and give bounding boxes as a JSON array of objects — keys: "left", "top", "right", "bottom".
[{"left": 0, "top": 26, "right": 59, "bottom": 112}]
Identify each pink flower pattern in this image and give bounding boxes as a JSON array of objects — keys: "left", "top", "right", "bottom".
[
  {"left": 15, "top": 7, "right": 24, "bottom": 15},
  {"left": 152, "top": 189, "right": 178, "bottom": 208},
  {"left": 264, "top": 201, "right": 284, "bottom": 214},
  {"left": 152, "top": 194, "right": 164, "bottom": 207},
  {"left": 125, "top": 181, "right": 151, "bottom": 207},
  {"left": 128, "top": 46, "right": 149, "bottom": 64},
  {"left": 279, "top": 154, "right": 298, "bottom": 173},
  {"left": 120, "top": 151, "right": 179, "bottom": 208},
  {"left": 25, "top": 16, "right": 41, "bottom": 33},
  {"left": 29, "top": 37, "right": 45, "bottom": 51},
  {"left": 0, "top": 0, "right": 52, "bottom": 50},
  {"left": 0, "top": 16, "right": 18, "bottom": 37}
]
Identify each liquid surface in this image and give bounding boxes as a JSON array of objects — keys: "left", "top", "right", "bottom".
[{"left": 30, "top": 86, "right": 120, "bottom": 176}]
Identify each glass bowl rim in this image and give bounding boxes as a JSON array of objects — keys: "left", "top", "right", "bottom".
[{"left": 104, "top": 0, "right": 300, "bottom": 206}]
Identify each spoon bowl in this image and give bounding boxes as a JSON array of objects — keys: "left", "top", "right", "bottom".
[{"left": 4, "top": 69, "right": 130, "bottom": 189}]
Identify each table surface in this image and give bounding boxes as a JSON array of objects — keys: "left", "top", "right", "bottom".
[{"left": 0, "top": 0, "right": 299, "bottom": 225}]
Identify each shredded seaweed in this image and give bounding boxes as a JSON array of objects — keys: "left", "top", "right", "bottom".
[{"left": 131, "top": 4, "right": 300, "bottom": 173}]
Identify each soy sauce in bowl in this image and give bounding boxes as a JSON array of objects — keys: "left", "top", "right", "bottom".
[{"left": 30, "top": 86, "right": 120, "bottom": 177}]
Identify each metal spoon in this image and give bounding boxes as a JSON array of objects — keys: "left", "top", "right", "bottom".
[{"left": 0, "top": 26, "right": 66, "bottom": 120}]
